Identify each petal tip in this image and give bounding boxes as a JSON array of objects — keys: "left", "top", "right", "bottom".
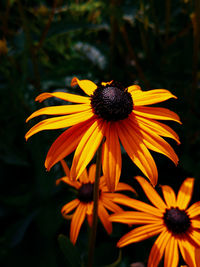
[{"left": 71, "top": 77, "right": 78, "bottom": 87}]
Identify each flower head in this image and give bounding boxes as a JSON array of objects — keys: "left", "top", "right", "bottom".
[
  {"left": 26, "top": 78, "right": 181, "bottom": 190},
  {"left": 110, "top": 176, "right": 200, "bottom": 267},
  {"left": 57, "top": 160, "right": 136, "bottom": 245}
]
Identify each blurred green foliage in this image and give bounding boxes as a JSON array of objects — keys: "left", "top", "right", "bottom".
[{"left": 0, "top": 0, "right": 200, "bottom": 266}]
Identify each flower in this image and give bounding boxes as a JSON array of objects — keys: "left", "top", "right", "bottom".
[
  {"left": 57, "top": 160, "right": 136, "bottom": 245},
  {"left": 26, "top": 77, "right": 181, "bottom": 190},
  {"left": 110, "top": 176, "right": 200, "bottom": 267}
]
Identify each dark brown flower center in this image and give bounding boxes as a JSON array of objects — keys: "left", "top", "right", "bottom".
[
  {"left": 77, "top": 183, "right": 101, "bottom": 203},
  {"left": 163, "top": 207, "right": 191, "bottom": 234},
  {"left": 91, "top": 81, "right": 133, "bottom": 121}
]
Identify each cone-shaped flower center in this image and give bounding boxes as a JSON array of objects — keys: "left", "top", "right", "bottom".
[
  {"left": 91, "top": 81, "right": 133, "bottom": 121},
  {"left": 163, "top": 207, "right": 191, "bottom": 234}
]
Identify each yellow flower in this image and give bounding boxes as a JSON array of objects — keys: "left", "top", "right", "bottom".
[
  {"left": 26, "top": 78, "right": 181, "bottom": 190},
  {"left": 57, "top": 160, "right": 136, "bottom": 245},
  {"left": 110, "top": 177, "right": 200, "bottom": 267}
]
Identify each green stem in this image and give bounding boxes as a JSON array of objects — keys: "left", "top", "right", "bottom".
[{"left": 87, "top": 138, "right": 104, "bottom": 267}]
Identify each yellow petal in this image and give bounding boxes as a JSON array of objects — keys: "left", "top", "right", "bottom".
[
  {"left": 134, "top": 121, "right": 179, "bottom": 165},
  {"left": 45, "top": 118, "right": 95, "bottom": 170},
  {"left": 188, "top": 230, "right": 200, "bottom": 247},
  {"left": 26, "top": 104, "right": 91, "bottom": 122},
  {"left": 112, "top": 197, "right": 163, "bottom": 217},
  {"left": 133, "top": 106, "right": 181, "bottom": 123},
  {"left": 127, "top": 84, "right": 142, "bottom": 93},
  {"left": 70, "top": 120, "right": 106, "bottom": 180},
  {"left": 60, "top": 159, "right": 70, "bottom": 176},
  {"left": 56, "top": 176, "right": 80, "bottom": 189},
  {"left": 178, "top": 237, "right": 197, "bottom": 267},
  {"left": 102, "top": 123, "right": 122, "bottom": 191},
  {"left": 191, "top": 219, "right": 200, "bottom": 229},
  {"left": 110, "top": 211, "right": 161, "bottom": 224},
  {"left": 132, "top": 89, "right": 177, "bottom": 106},
  {"left": 61, "top": 198, "right": 80, "bottom": 214},
  {"left": 117, "top": 223, "right": 163, "bottom": 247},
  {"left": 117, "top": 120, "right": 158, "bottom": 186},
  {"left": 135, "top": 115, "right": 180, "bottom": 144},
  {"left": 187, "top": 201, "right": 200, "bottom": 218},
  {"left": 70, "top": 203, "right": 87, "bottom": 245},
  {"left": 177, "top": 178, "right": 194, "bottom": 209},
  {"left": 161, "top": 185, "right": 177, "bottom": 208},
  {"left": 115, "top": 182, "right": 137, "bottom": 194},
  {"left": 25, "top": 110, "right": 94, "bottom": 140},
  {"left": 148, "top": 230, "right": 171, "bottom": 267},
  {"left": 88, "top": 164, "right": 96, "bottom": 183},
  {"left": 98, "top": 202, "right": 112, "bottom": 234},
  {"left": 35, "top": 91, "right": 90, "bottom": 103},
  {"left": 164, "top": 236, "right": 179, "bottom": 267},
  {"left": 135, "top": 176, "right": 167, "bottom": 210},
  {"left": 100, "top": 196, "right": 123, "bottom": 213},
  {"left": 71, "top": 77, "right": 97, "bottom": 96},
  {"left": 79, "top": 168, "right": 90, "bottom": 184}
]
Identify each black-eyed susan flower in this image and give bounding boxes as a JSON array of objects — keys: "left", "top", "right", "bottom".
[
  {"left": 110, "top": 176, "right": 200, "bottom": 267},
  {"left": 26, "top": 78, "right": 181, "bottom": 190},
  {"left": 57, "top": 160, "right": 136, "bottom": 245}
]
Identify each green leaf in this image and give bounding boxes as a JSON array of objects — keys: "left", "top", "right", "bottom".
[{"left": 58, "top": 234, "right": 82, "bottom": 267}]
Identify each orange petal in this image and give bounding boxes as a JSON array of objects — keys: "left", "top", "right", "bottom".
[
  {"left": 164, "top": 236, "right": 179, "bottom": 267},
  {"left": 102, "top": 123, "right": 122, "bottom": 191},
  {"left": 188, "top": 230, "right": 200, "bottom": 247},
  {"left": 56, "top": 176, "right": 80, "bottom": 189},
  {"left": 178, "top": 238, "right": 197, "bottom": 267},
  {"left": 148, "top": 230, "right": 171, "bottom": 267},
  {"left": 88, "top": 164, "right": 96, "bottom": 183},
  {"left": 133, "top": 106, "right": 181, "bottom": 124},
  {"left": 135, "top": 115, "right": 180, "bottom": 144},
  {"left": 187, "top": 201, "right": 200, "bottom": 218},
  {"left": 161, "top": 185, "right": 177, "bottom": 208},
  {"left": 71, "top": 77, "right": 97, "bottom": 96},
  {"left": 132, "top": 89, "right": 177, "bottom": 106},
  {"left": 110, "top": 211, "right": 161, "bottom": 224},
  {"left": 35, "top": 92, "right": 90, "bottom": 103},
  {"left": 25, "top": 110, "right": 94, "bottom": 140},
  {"left": 70, "top": 120, "right": 106, "bottom": 180},
  {"left": 78, "top": 168, "right": 90, "bottom": 184},
  {"left": 115, "top": 182, "right": 137, "bottom": 194},
  {"left": 117, "top": 120, "right": 158, "bottom": 186},
  {"left": 70, "top": 203, "right": 87, "bottom": 245},
  {"left": 176, "top": 178, "right": 194, "bottom": 209},
  {"left": 191, "top": 219, "right": 200, "bottom": 229},
  {"left": 100, "top": 196, "right": 123, "bottom": 213},
  {"left": 134, "top": 121, "right": 179, "bottom": 165},
  {"left": 117, "top": 223, "right": 163, "bottom": 247},
  {"left": 61, "top": 198, "right": 80, "bottom": 214},
  {"left": 112, "top": 197, "right": 163, "bottom": 217},
  {"left": 45, "top": 118, "right": 95, "bottom": 170},
  {"left": 60, "top": 159, "right": 70, "bottom": 176},
  {"left": 135, "top": 176, "right": 167, "bottom": 210},
  {"left": 26, "top": 104, "right": 91, "bottom": 122},
  {"left": 98, "top": 202, "right": 112, "bottom": 234}
]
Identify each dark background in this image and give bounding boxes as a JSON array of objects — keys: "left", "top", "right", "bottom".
[{"left": 0, "top": 0, "right": 200, "bottom": 266}]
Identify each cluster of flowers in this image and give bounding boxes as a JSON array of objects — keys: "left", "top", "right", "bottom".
[{"left": 26, "top": 78, "right": 200, "bottom": 266}]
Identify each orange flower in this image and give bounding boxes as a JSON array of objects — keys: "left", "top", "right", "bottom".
[
  {"left": 110, "top": 177, "right": 200, "bottom": 267},
  {"left": 57, "top": 160, "right": 136, "bottom": 245},
  {"left": 26, "top": 78, "right": 181, "bottom": 190}
]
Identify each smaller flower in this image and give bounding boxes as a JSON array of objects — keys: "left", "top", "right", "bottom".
[
  {"left": 57, "top": 160, "right": 136, "bottom": 245},
  {"left": 110, "top": 176, "right": 200, "bottom": 267}
]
